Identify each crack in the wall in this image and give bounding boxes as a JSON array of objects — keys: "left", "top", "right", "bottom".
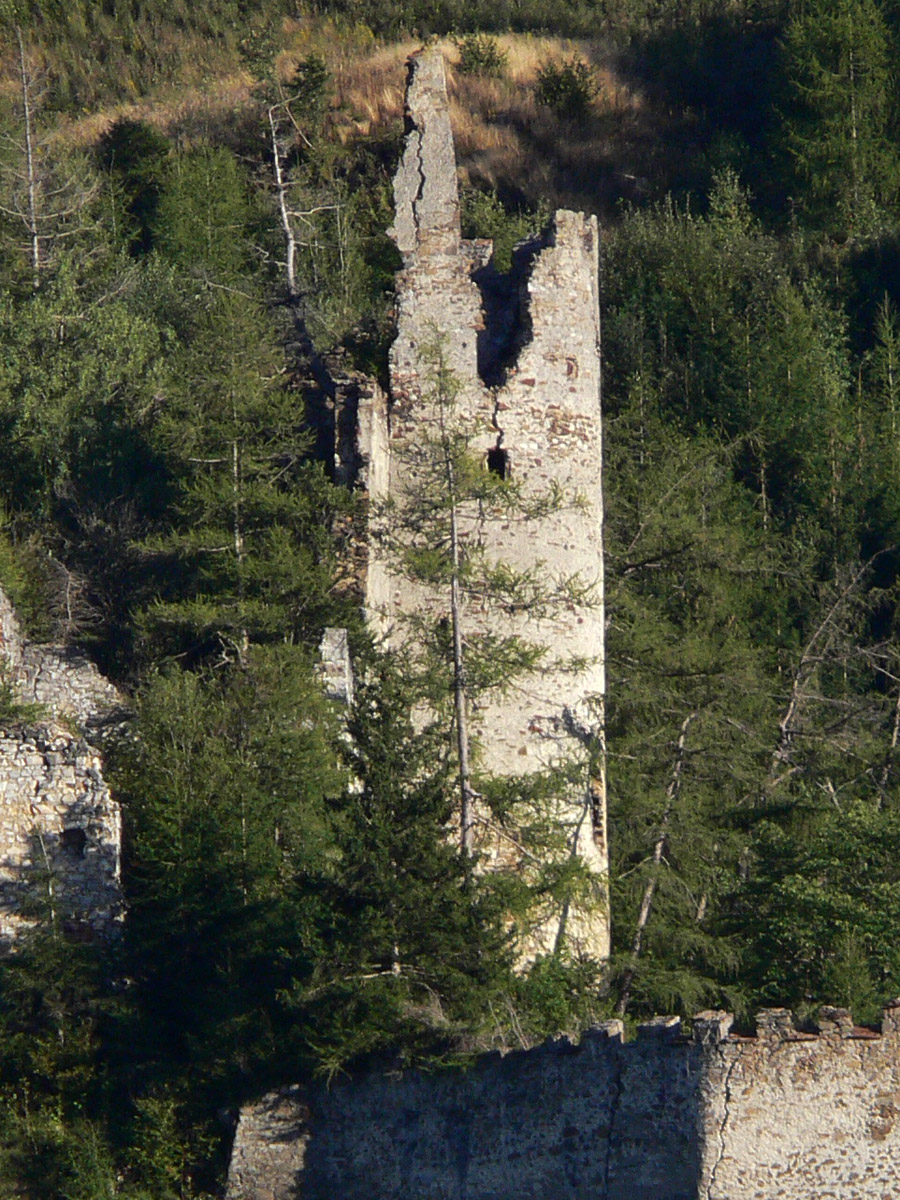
[
  {"left": 489, "top": 389, "right": 504, "bottom": 456},
  {"left": 705, "top": 1047, "right": 738, "bottom": 1200},
  {"left": 410, "top": 124, "right": 426, "bottom": 242},
  {"left": 602, "top": 1044, "right": 625, "bottom": 1196}
]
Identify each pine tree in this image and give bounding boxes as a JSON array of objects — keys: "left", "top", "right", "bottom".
[
  {"left": 280, "top": 659, "right": 512, "bottom": 1073},
  {"left": 138, "top": 287, "right": 351, "bottom": 665}
]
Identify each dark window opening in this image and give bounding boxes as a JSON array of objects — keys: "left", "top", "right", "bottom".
[
  {"left": 60, "top": 827, "right": 87, "bottom": 859},
  {"left": 487, "top": 446, "right": 509, "bottom": 479}
]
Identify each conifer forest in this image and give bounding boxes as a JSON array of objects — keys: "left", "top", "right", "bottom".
[{"left": 3, "top": 0, "right": 900, "bottom": 1193}]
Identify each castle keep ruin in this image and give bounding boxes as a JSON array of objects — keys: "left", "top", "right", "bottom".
[
  {"left": 339, "top": 49, "right": 608, "bottom": 960},
  {"left": 0, "top": 584, "right": 123, "bottom": 943}
]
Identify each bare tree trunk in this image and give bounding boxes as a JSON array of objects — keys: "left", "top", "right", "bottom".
[
  {"left": 15, "top": 27, "right": 40, "bottom": 289},
  {"left": 615, "top": 711, "right": 696, "bottom": 1017},
  {"left": 878, "top": 668, "right": 900, "bottom": 806},
  {"left": 433, "top": 352, "right": 476, "bottom": 853},
  {"left": 268, "top": 105, "right": 297, "bottom": 299},
  {"left": 231, "top": 399, "right": 248, "bottom": 665},
  {"left": 441, "top": 406, "right": 475, "bottom": 853},
  {"left": 767, "top": 557, "right": 875, "bottom": 790},
  {"left": 449, "top": 501, "right": 475, "bottom": 853}
]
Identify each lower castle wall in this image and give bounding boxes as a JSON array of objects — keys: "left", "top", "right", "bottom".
[{"left": 226, "top": 1007, "right": 900, "bottom": 1200}]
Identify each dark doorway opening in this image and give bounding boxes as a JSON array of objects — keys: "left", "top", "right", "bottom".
[{"left": 487, "top": 446, "right": 509, "bottom": 478}]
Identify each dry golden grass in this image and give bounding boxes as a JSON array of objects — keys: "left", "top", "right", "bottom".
[
  {"left": 327, "top": 40, "right": 415, "bottom": 141},
  {"left": 329, "top": 34, "right": 657, "bottom": 216},
  {"left": 4, "top": 22, "right": 667, "bottom": 220},
  {"left": 49, "top": 72, "right": 256, "bottom": 153}
]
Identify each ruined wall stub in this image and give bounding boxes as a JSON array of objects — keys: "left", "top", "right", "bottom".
[
  {"left": 0, "top": 584, "right": 123, "bottom": 942},
  {"left": 227, "top": 1003, "right": 900, "bottom": 1200},
  {"left": 355, "top": 50, "right": 607, "bottom": 959}
]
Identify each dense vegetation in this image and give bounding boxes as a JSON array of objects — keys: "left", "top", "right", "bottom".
[{"left": 2, "top": 0, "right": 900, "bottom": 1193}]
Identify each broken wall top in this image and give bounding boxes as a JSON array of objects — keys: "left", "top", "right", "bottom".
[
  {"left": 0, "top": 583, "right": 125, "bottom": 731},
  {"left": 389, "top": 50, "right": 461, "bottom": 260}
]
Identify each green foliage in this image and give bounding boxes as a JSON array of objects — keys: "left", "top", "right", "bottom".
[
  {"left": 0, "top": 932, "right": 117, "bottom": 1199},
  {"left": 454, "top": 33, "right": 508, "bottom": 76},
  {"left": 97, "top": 119, "right": 171, "bottom": 255},
  {"left": 283, "top": 661, "right": 513, "bottom": 1073},
  {"left": 138, "top": 287, "right": 352, "bottom": 664},
  {"left": 288, "top": 53, "right": 332, "bottom": 129},
  {"left": 460, "top": 186, "right": 548, "bottom": 272},
  {"left": 111, "top": 650, "right": 341, "bottom": 1110},
  {"left": 512, "top": 956, "right": 610, "bottom": 1041},
  {"left": 0, "top": 255, "right": 169, "bottom": 523},
  {"left": 534, "top": 57, "right": 597, "bottom": 119},
  {"left": 778, "top": 0, "right": 900, "bottom": 234},
  {"left": 153, "top": 148, "right": 256, "bottom": 280},
  {"left": 730, "top": 800, "right": 900, "bottom": 1024}
]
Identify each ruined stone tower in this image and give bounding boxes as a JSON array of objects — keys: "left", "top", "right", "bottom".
[{"left": 342, "top": 49, "right": 607, "bottom": 960}]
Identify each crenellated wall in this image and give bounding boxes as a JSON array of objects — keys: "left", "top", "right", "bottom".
[
  {"left": 340, "top": 49, "right": 608, "bottom": 961},
  {"left": 0, "top": 584, "right": 123, "bottom": 942},
  {"left": 226, "top": 1003, "right": 900, "bottom": 1200}
]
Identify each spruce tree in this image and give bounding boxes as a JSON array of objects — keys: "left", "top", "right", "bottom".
[{"left": 779, "top": 0, "right": 900, "bottom": 233}]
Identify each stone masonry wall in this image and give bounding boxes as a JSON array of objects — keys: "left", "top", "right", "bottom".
[
  {"left": 0, "top": 725, "right": 122, "bottom": 944},
  {"left": 0, "top": 584, "right": 123, "bottom": 941},
  {"left": 0, "top": 582, "right": 124, "bottom": 729},
  {"left": 0, "top": 585, "right": 24, "bottom": 679},
  {"left": 348, "top": 49, "right": 608, "bottom": 960},
  {"left": 226, "top": 1004, "right": 900, "bottom": 1200}
]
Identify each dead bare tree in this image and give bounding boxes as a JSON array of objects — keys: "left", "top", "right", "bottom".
[
  {"left": 0, "top": 28, "right": 99, "bottom": 287},
  {"left": 615, "top": 710, "right": 696, "bottom": 1017},
  {"left": 766, "top": 555, "right": 884, "bottom": 794}
]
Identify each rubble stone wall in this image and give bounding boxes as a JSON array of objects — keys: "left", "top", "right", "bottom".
[
  {"left": 0, "top": 584, "right": 123, "bottom": 728},
  {"left": 0, "top": 586, "right": 24, "bottom": 678},
  {"left": 226, "top": 1005, "right": 900, "bottom": 1200},
  {"left": 0, "top": 583, "right": 123, "bottom": 940},
  {"left": 0, "top": 725, "right": 122, "bottom": 944}
]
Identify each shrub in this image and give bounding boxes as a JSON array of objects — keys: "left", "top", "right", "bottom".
[
  {"left": 535, "top": 57, "right": 597, "bottom": 119},
  {"left": 460, "top": 187, "right": 548, "bottom": 272},
  {"left": 454, "top": 33, "right": 508, "bottom": 76}
]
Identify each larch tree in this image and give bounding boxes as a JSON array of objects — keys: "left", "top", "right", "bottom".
[{"left": 779, "top": 0, "right": 900, "bottom": 233}]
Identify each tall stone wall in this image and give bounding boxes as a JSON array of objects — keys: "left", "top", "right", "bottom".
[
  {"left": 0, "top": 583, "right": 123, "bottom": 941},
  {"left": 227, "top": 1004, "right": 900, "bottom": 1200},
  {"left": 345, "top": 49, "right": 607, "bottom": 960}
]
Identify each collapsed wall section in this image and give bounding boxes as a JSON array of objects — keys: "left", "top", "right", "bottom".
[
  {"left": 226, "top": 1004, "right": 900, "bottom": 1200},
  {"left": 0, "top": 584, "right": 123, "bottom": 941},
  {"left": 354, "top": 48, "right": 608, "bottom": 961}
]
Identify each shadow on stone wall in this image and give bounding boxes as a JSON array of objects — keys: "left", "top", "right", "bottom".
[{"left": 227, "top": 1005, "right": 900, "bottom": 1200}]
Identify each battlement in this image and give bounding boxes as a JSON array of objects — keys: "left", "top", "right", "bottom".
[{"left": 227, "top": 1002, "right": 900, "bottom": 1199}]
